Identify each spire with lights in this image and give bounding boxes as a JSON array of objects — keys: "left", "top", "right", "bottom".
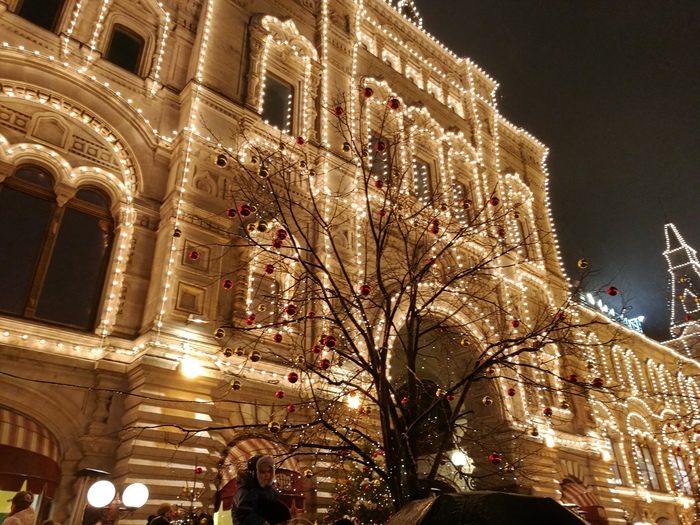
[
  {"left": 392, "top": 0, "right": 421, "bottom": 26},
  {"left": 664, "top": 223, "right": 700, "bottom": 356}
]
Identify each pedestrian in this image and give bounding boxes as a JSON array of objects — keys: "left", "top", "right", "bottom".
[
  {"left": 148, "top": 503, "right": 173, "bottom": 525},
  {"left": 5, "top": 491, "right": 35, "bottom": 525},
  {"left": 232, "top": 455, "right": 290, "bottom": 525}
]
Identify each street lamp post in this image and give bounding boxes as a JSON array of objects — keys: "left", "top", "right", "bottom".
[{"left": 86, "top": 480, "right": 149, "bottom": 525}]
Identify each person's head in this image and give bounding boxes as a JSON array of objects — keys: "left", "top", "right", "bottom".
[
  {"left": 247, "top": 455, "right": 275, "bottom": 487},
  {"left": 10, "top": 491, "right": 33, "bottom": 512},
  {"left": 156, "top": 503, "right": 172, "bottom": 519}
]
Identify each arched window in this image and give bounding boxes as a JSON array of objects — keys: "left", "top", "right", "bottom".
[
  {"left": 14, "top": 0, "right": 65, "bottom": 32},
  {"left": 632, "top": 441, "right": 660, "bottom": 491},
  {"left": 0, "top": 166, "right": 114, "bottom": 330},
  {"left": 105, "top": 24, "right": 146, "bottom": 75},
  {"left": 669, "top": 453, "right": 692, "bottom": 495},
  {"left": 412, "top": 158, "right": 432, "bottom": 204},
  {"left": 261, "top": 75, "right": 294, "bottom": 133}
]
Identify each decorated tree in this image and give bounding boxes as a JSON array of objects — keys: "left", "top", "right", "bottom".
[{"left": 190, "top": 82, "right": 623, "bottom": 511}]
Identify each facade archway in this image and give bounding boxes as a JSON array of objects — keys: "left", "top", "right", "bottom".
[{"left": 560, "top": 478, "right": 609, "bottom": 525}]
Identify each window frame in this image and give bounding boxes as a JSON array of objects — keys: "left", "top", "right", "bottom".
[
  {"left": 104, "top": 23, "right": 147, "bottom": 76},
  {"left": 13, "top": 0, "right": 66, "bottom": 33},
  {"left": 669, "top": 453, "right": 692, "bottom": 495},
  {"left": 260, "top": 73, "right": 295, "bottom": 134},
  {"left": 0, "top": 166, "right": 114, "bottom": 331},
  {"left": 412, "top": 157, "right": 434, "bottom": 204},
  {"left": 633, "top": 441, "right": 661, "bottom": 491}
]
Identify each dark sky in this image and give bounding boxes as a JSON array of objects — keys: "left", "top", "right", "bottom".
[{"left": 417, "top": 0, "right": 700, "bottom": 341}]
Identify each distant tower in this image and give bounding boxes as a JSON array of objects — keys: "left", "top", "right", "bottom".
[{"left": 664, "top": 223, "right": 700, "bottom": 357}]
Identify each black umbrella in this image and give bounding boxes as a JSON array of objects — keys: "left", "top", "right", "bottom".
[{"left": 386, "top": 492, "right": 590, "bottom": 525}]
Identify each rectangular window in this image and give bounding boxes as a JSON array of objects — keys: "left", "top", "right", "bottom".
[
  {"left": 262, "top": 75, "right": 293, "bottom": 133},
  {"left": 16, "top": 0, "right": 64, "bottom": 32},
  {"left": 413, "top": 158, "right": 432, "bottom": 203},
  {"left": 670, "top": 455, "right": 692, "bottom": 495},
  {"left": 105, "top": 25, "right": 145, "bottom": 75},
  {"left": 634, "top": 444, "right": 660, "bottom": 491},
  {"left": 604, "top": 438, "right": 623, "bottom": 485}
]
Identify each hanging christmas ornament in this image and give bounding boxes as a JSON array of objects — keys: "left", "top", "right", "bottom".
[
  {"left": 215, "top": 154, "right": 228, "bottom": 168},
  {"left": 439, "top": 202, "right": 448, "bottom": 212},
  {"left": 238, "top": 204, "right": 253, "bottom": 217},
  {"left": 543, "top": 407, "right": 553, "bottom": 417},
  {"left": 401, "top": 397, "right": 409, "bottom": 405},
  {"left": 359, "top": 284, "right": 372, "bottom": 296},
  {"left": 488, "top": 452, "right": 502, "bottom": 465},
  {"left": 223, "top": 347, "right": 233, "bottom": 357},
  {"left": 577, "top": 258, "right": 589, "bottom": 269},
  {"left": 311, "top": 344, "right": 322, "bottom": 354},
  {"left": 234, "top": 347, "right": 245, "bottom": 356},
  {"left": 560, "top": 400, "right": 571, "bottom": 410},
  {"left": 299, "top": 159, "right": 307, "bottom": 168},
  {"left": 323, "top": 335, "right": 337, "bottom": 348},
  {"left": 556, "top": 312, "right": 566, "bottom": 321},
  {"left": 272, "top": 239, "right": 283, "bottom": 249},
  {"left": 506, "top": 388, "right": 516, "bottom": 397},
  {"left": 267, "top": 421, "right": 281, "bottom": 433},
  {"left": 363, "top": 87, "right": 374, "bottom": 98},
  {"left": 566, "top": 374, "right": 578, "bottom": 383},
  {"left": 226, "top": 208, "right": 237, "bottom": 218},
  {"left": 287, "top": 404, "right": 296, "bottom": 413},
  {"left": 342, "top": 141, "right": 351, "bottom": 152},
  {"left": 189, "top": 250, "right": 200, "bottom": 260},
  {"left": 319, "top": 358, "right": 331, "bottom": 370},
  {"left": 284, "top": 304, "right": 298, "bottom": 316},
  {"left": 512, "top": 210, "right": 521, "bottom": 219},
  {"left": 446, "top": 393, "right": 455, "bottom": 401},
  {"left": 591, "top": 377, "right": 604, "bottom": 388},
  {"left": 247, "top": 313, "right": 257, "bottom": 323},
  {"left": 275, "top": 229, "right": 288, "bottom": 241},
  {"left": 482, "top": 396, "right": 493, "bottom": 406},
  {"left": 435, "top": 388, "right": 446, "bottom": 398},
  {"left": 249, "top": 350, "right": 261, "bottom": 362},
  {"left": 375, "top": 141, "right": 386, "bottom": 153},
  {"left": 377, "top": 209, "right": 386, "bottom": 217},
  {"left": 246, "top": 222, "right": 257, "bottom": 233},
  {"left": 287, "top": 371, "right": 299, "bottom": 383},
  {"left": 294, "top": 354, "right": 305, "bottom": 365},
  {"left": 256, "top": 220, "right": 269, "bottom": 232},
  {"left": 388, "top": 98, "right": 401, "bottom": 110},
  {"left": 295, "top": 136, "right": 305, "bottom": 146},
  {"left": 263, "top": 264, "right": 275, "bottom": 274},
  {"left": 511, "top": 319, "right": 520, "bottom": 328},
  {"left": 250, "top": 155, "right": 259, "bottom": 164},
  {"left": 458, "top": 199, "right": 472, "bottom": 209},
  {"left": 222, "top": 279, "right": 233, "bottom": 289},
  {"left": 529, "top": 427, "right": 539, "bottom": 437},
  {"left": 272, "top": 333, "right": 283, "bottom": 343},
  {"left": 308, "top": 169, "right": 316, "bottom": 177},
  {"left": 496, "top": 228, "right": 506, "bottom": 237},
  {"left": 231, "top": 379, "right": 242, "bottom": 390},
  {"left": 607, "top": 286, "right": 619, "bottom": 296},
  {"left": 275, "top": 390, "right": 285, "bottom": 399},
  {"left": 333, "top": 106, "right": 344, "bottom": 117},
  {"left": 304, "top": 469, "right": 313, "bottom": 479},
  {"left": 172, "top": 228, "right": 182, "bottom": 238},
  {"left": 489, "top": 196, "right": 500, "bottom": 206},
  {"left": 375, "top": 180, "right": 385, "bottom": 189},
  {"left": 258, "top": 167, "right": 270, "bottom": 178},
  {"left": 278, "top": 141, "right": 286, "bottom": 151},
  {"left": 214, "top": 327, "right": 226, "bottom": 339}
]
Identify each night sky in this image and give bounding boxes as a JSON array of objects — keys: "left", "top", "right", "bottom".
[{"left": 417, "top": 0, "right": 700, "bottom": 341}]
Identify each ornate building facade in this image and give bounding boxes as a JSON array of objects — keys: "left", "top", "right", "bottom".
[{"left": 0, "top": 2, "right": 698, "bottom": 525}]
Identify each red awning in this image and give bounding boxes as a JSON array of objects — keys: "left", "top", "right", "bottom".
[{"left": 560, "top": 481, "right": 609, "bottom": 525}]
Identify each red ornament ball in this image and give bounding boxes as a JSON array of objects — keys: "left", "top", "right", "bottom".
[
  {"left": 323, "top": 335, "right": 337, "bottom": 348},
  {"left": 307, "top": 311, "right": 316, "bottom": 318},
  {"left": 685, "top": 315, "right": 692, "bottom": 321},
  {"left": 287, "top": 371, "right": 299, "bottom": 383},
  {"left": 567, "top": 374, "right": 579, "bottom": 383},
  {"left": 275, "top": 390, "right": 285, "bottom": 399},
  {"left": 511, "top": 319, "right": 520, "bottom": 328},
  {"left": 273, "top": 333, "right": 283, "bottom": 343},
  {"left": 401, "top": 397, "right": 409, "bottom": 405},
  {"left": 226, "top": 208, "right": 237, "bottom": 218},
  {"left": 489, "top": 196, "right": 500, "bottom": 206},
  {"left": 506, "top": 388, "right": 516, "bottom": 397},
  {"left": 496, "top": 228, "right": 506, "bottom": 237},
  {"left": 319, "top": 358, "right": 331, "bottom": 370},
  {"left": 591, "top": 377, "right": 604, "bottom": 388},
  {"left": 189, "top": 250, "right": 200, "bottom": 260},
  {"left": 359, "top": 284, "right": 371, "bottom": 296},
  {"left": 238, "top": 204, "right": 253, "bottom": 217},
  {"left": 375, "top": 141, "right": 387, "bottom": 153},
  {"left": 445, "top": 393, "right": 455, "bottom": 401},
  {"left": 543, "top": 407, "right": 553, "bottom": 417},
  {"left": 333, "top": 106, "right": 344, "bottom": 117},
  {"left": 285, "top": 304, "right": 298, "bottom": 316},
  {"left": 222, "top": 279, "right": 233, "bottom": 289},
  {"left": 295, "top": 136, "right": 305, "bottom": 145},
  {"left": 311, "top": 344, "right": 322, "bottom": 354},
  {"left": 287, "top": 404, "right": 296, "bottom": 412},
  {"left": 263, "top": 264, "right": 275, "bottom": 275},
  {"left": 388, "top": 98, "right": 401, "bottom": 110},
  {"left": 195, "top": 467, "right": 203, "bottom": 474},
  {"left": 377, "top": 209, "right": 386, "bottom": 217},
  {"left": 607, "top": 286, "right": 619, "bottom": 296},
  {"left": 430, "top": 227, "right": 440, "bottom": 235},
  {"left": 272, "top": 239, "right": 283, "bottom": 249},
  {"left": 489, "top": 452, "right": 502, "bottom": 465},
  {"left": 247, "top": 313, "right": 256, "bottom": 322},
  {"left": 556, "top": 312, "right": 566, "bottom": 321},
  {"left": 275, "top": 229, "right": 288, "bottom": 240},
  {"left": 375, "top": 180, "right": 385, "bottom": 189},
  {"left": 363, "top": 87, "right": 374, "bottom": 98}
]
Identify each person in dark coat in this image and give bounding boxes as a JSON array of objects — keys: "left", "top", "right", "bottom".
[
  {"left": 148, "top": 503, "right": 173, "bottom": 525},
  {"left": 232, "top": 455, "right": 290, "bottom": 525}
]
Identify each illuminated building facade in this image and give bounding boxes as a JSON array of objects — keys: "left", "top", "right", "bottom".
[{"left": 0, "top": 2, "right": 698, "bottom": 525}]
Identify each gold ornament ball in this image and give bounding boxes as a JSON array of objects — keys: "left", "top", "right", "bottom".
[
  {"left": 257, "top": 304, "right": 267, "bottom": 312},
  {"left": 342, "top": 142, "right": 351, "bottom": 153},
  {"left": 267, "top": 420, "right": 281, "bottom": 433},
  {"left": 214, "top": 327, "right": 226, "bottom": 339},
  {"left": 250, "top": 205, "right": 258, "bottom": 213},
  {"left": 439, "top": 202, "right": 448, "bottom": 211},
  {"left": 249, "top": 350, "right": 262, "bottom": 362},
  {"left": 231, "top": 379, "right": 242, "bottom": 391},
  {"left": 364, "top": 406, "right": 372, "bottom": 415},
  {"left": 304, "top": 469, "right": 313, "bottom": 479},
  {"left": 482, "top": 395, "right": 493, "bottom": 406},
  {"left": 460, "top": 337, "right": 470, "bottom": 347},
  {"left": 577, "top": 258, "right": 589, "bottom": 269},
  {"left": 512, "top": 211, "right": 521, "bottom": 219},
  {"left": 529, "top": 427, "right": 539, "bottom": 437},
  {"left": 258, "top": 167, "right": 270, "bottom": 179},
  {"left": 251, "top": 155, "right": 259, "bottom": 164},
  {"left": 172, "top": 228, "right": 182, "bottom": 238},
  {"left": 256, "top": 220, "right": 269, "bottom": 232},
  {"left": 246, "top": 222, "right": 257, "bottom": 233},
  {"left": 372, "top": 479, "right": 381, "bottom": 487},
  {"left": 223, "top": 347, "right": 233, "bottom": 357},
  {"left": 295, "top": 354, "right": 306, "bottom": 364},
  {"left": 278, "top": 142, "right": 286, "bottom": 151},
  {"left": 215, "top": 154, "right": 228, "bottom": 168},
  {"left": 299, "top": 160, "right": 307, "bottom": 168},
  {"left": 435, "top": 388, "right": 446, "bottom": 398},
  {"left": 559, "top": 400, "right": 571, "bottom": 410},
  {"left": 234, "top": 347, "right": 245, "bottom": 356}
]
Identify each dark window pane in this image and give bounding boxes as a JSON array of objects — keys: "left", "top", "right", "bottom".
[
  {"left": 14, "top": 166, "right": 54, "bottom": 188},
  {"left": 75, "top": 188, "right": 110, "bottom": 209},
  {"left": 105, "top": 26, "right": 144, "bottom": 74},
  {"left": 261, "top": 76, "right": 293, "bottom": 132},
  {"left": 17, "top": 0, "right": 63, "bottom": 32},
  {"left": 35, "top": 208, "right": 113, "bottom": 329},
  {"left": 0, "top": 186, "right": 53, "bottom": 314}
]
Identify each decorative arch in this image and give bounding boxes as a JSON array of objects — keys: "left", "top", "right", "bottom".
[{"left": 559, "top": 477, "right": 609, "bottom": 525}]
